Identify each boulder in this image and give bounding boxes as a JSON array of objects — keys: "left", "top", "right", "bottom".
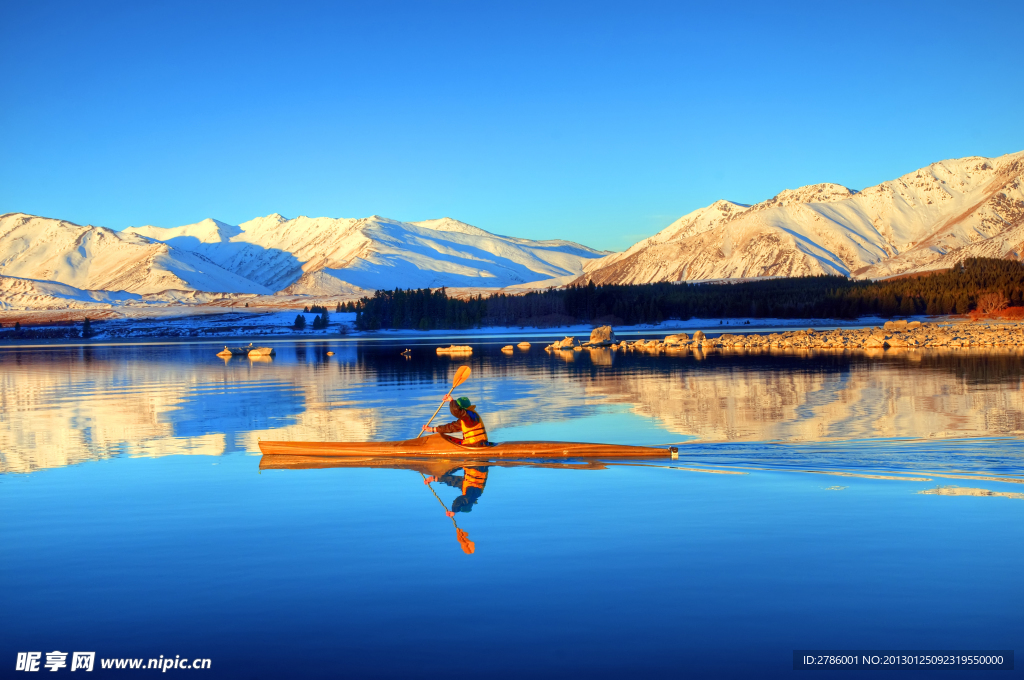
[
  {"left": 437, "top": 345, "right": 473, "bottom": 354},
  {"left": 664, "top": 333, "right": 689, "bottom": 345},
  {"left": 884, "top": 320, "right": 909, "bottom": 331},
  {"left": 588, "top": 325, "right": 616, "bottom": 346},
  {"left": 907, "top": 321, "right": 922, "bottom": 330},
  {"left": 552, "top": 336, "right": 578, "bottom": 349},
  {"left": 692, "top": 330, "right": 706, "bottom": 343}
]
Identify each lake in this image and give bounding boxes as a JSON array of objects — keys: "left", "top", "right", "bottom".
[{"left": 2, "top": 337, "right": 1022, "bottom": 678}]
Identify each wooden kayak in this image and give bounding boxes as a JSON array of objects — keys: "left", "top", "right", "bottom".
[
  {"left": 258, "top": 454, "right": 613, "bottom": 475},
  {"left": 257, "top": 433, "right": 676, "bottom": 459}
]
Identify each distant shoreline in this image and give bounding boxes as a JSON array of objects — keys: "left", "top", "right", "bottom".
[{"left": 2, "top": 311, "right": 1021, "bottom": 349}]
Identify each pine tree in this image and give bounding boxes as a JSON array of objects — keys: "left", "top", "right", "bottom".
[
  {"left": 294, "top": 314, "right": 306, "bottom": 330},
  {"left": 82, "top": 318, "right": 93, "bottom": 338}
]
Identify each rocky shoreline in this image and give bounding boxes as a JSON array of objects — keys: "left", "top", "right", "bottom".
[{"left": 546, "top": 320, "right": 1024, "bottom": 353}]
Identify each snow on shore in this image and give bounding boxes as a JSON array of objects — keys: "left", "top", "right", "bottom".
[{"left": 1, "top": 307, "right": 943, "bottom": 344}]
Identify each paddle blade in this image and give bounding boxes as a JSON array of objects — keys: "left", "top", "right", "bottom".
[
  {"left": 452, "top": 365, "right": 471, "bottom": 388},
  {"left": 456, "top": 528, "right": 475, "bottom": 554}
]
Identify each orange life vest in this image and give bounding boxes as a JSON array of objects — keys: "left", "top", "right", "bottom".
[
  {"left": 462, "top": 467, "right": 488, "bottom": 493},
  {"left": 459, "top": 408, "right": 488, "bottom": 446}
]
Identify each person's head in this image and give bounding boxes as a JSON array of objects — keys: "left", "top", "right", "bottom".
[
  {"left": 455, "top": 396, "right": 473, "bottom": 409},
  {"left": 452, "top": 495, "right": 476, "bottom": 513}
]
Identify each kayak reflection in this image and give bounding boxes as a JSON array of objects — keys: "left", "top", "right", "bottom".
[{"left": 258, "top": 455, "right": 610, "bottom": 554}]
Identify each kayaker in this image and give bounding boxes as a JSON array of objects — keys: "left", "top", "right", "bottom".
[
  {"left": 421, "top": 395, "right": 488, "bottom": 447},
  {"left": 425, "top": 466, "right": 489, "bottom": 513}
]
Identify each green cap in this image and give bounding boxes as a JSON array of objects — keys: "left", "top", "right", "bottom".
[{"left": 455, "top": 396, "right": 473, "bottom": 409}]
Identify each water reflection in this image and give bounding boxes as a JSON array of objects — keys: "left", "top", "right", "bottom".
[
  {"left": 918, "top": 485, "right": 1024, "bottom": 499},
  {"left": 259, "top": 455, "right": 610, "bottom": 554},
  {"left": 580, "top": 350, "right": 1024, "bottom": 442},
  {"left": 256, "top": 451, "right": 1024, "bottom": 559},
  {"left": 2, "top": 341, "right": 1023, "bottom": 474},
  {"left": 430, "top": 466, "right": 488, "bottom": 513}
]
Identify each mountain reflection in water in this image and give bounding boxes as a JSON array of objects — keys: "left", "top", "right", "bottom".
[{"left": 2, "top": 340, "right": 1023, "bottom": 474}]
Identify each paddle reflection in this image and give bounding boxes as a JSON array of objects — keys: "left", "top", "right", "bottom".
[{"left": 258, "top": 455, "right": 609, "bottom": 554}]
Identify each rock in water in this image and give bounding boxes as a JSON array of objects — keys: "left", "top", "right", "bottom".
[
  {"left": 546, "top": 336, "right": 580, "bottom": 351},
  {"left": 692, "top": 330, "right": 706, "bottom": 343},
  {"left": 436, "top": 345, "right": 473, "bottom": 354},
  {"left": 589, "top": 325, "right": 616, "bottom": 346}
]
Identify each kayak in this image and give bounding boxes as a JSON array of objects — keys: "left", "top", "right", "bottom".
[
  {"left": 257, "top": 433, "right": 677, "bottom": 459},
  {"left": 258, "top": 454, "right": 614, "bottom": 475}
]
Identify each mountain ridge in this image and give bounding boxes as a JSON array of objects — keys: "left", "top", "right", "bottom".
[
  {"left": 0, "top": 212, "right": 606, "bottom": 303},
  {"left": 4, "top": 150, "right": 1022, "bottom": 310},
  {"left": 578, "top": 150, "right": 1024, "bottom": 285}
]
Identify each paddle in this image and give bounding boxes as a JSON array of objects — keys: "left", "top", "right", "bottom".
[
  {"left": 417, "top": 365, "right": 471, "bottom": 437},
  {"left": 417, "top": 365, "right": 475, "bottom": 553}
]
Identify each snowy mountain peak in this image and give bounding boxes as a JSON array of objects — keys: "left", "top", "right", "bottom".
[
  {"left": 411, "top": 217, "right": 490, "bottom": 236},
  {"left": 0, "top": 213, "right": 268, "bottom": 296},
  {"left": 580, "top": 149, "right": 1024, "bottom": 285},
  {"left": 126, "top": 218, "right": 241, "bottom": 244},
  {"left": 238, "top": 213, "right": 290, "bottom": 233},
  {"left": 2, "top": 211, "right": 605, "bottom": 298},
  {"left": 654, "top": 199, "right": 751, "bottom": 243},
  {"left": 757, "top": 183, "right": 857, "bottom": 209}
]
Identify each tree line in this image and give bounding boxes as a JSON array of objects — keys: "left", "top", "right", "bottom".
[
  {"left": 346, "top": 258, "right": 1024, "bottom": 330},
  {"left": 295, "top": 306, "right": 330, "bottom": 330}
]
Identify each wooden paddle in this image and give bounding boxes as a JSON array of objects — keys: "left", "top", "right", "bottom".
[
  {"left": 418, "top": 365, "right": 471, "bottom": 437},
  {"left": 418, "top": 365, "right": 475, "bottom": 553}
]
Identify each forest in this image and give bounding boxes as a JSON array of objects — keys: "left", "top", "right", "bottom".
[{"left": 342, "top": 258, "right": 1024, "bottom": 330}]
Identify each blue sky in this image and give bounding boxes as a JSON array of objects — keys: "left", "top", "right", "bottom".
[{"left": 2, "top": 0, "right": 1022, "bottom": 252}]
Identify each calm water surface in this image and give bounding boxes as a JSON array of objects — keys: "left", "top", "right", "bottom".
[{"left": 2, "top": 339, "right": 1022, "bottom": 678}]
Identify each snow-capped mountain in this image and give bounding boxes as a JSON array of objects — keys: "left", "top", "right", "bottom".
[
  {"left": 5, "top": 150, "right": 1022, "bottom": 309},
  {"left": 125, "top": 214, "right": 605, "bottom": 294},
  {"left": 580, "top": 150, "right": 1024, "bottom": 284},
  {"left": 0, "top": 275, "right": 143, "bottom": 310},
  {"left": 0, "top": 212, "right": 605, "bottom": 301},
  {"left": 0, "top": 213, "right": 271, "bottom": 295}
]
